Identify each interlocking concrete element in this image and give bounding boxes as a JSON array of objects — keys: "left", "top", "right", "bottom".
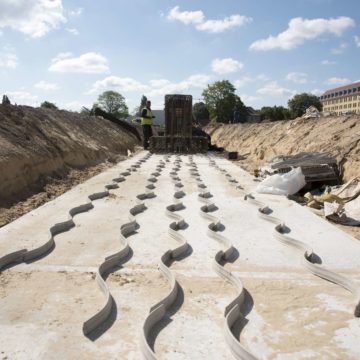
[
  {"left": 0, "top": 153, "right": 152, "bottom": 271},
  {"left": 247, "top": 193, "right": 360, "bottom": 318},
  {"left": 210, "top": 158, "right": 360, "bottom": 318},
  {"left": 190, "top": 157, "right": 257, "bottom": 360},
  {"left": 84, "top": 156, "right": 165, "bottom": 335},
  {"left": 141, "top": 156, "right": 189, "bottom": 360}
]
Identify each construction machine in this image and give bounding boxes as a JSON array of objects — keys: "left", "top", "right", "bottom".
[{"left": 149, "top": 94, "right": 208, "bottom": 153}]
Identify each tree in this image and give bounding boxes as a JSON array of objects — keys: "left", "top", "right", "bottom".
[
  {"left": 97, "top": 90, "right": 129, "bottom": 119},
  {"left": 202, "top": 80, "right": 247, "bottom": 123},
  {"left": 41, "top": 101, "right": 58, "bottom": 109},
  {"left": 133, "top": 95, "right": 148, "bottom": 116},
  {"left": 2, "top": 95, "right": 11, "bottom": 105},
  {"left": 288, "top": 93, "right": 322, "bottom": 119},
  {"left": 193, "top": 102, "right": 210, "bottom": 124},
  {"left": 260, "top": 106, "right": 291, "bottom": 121}
]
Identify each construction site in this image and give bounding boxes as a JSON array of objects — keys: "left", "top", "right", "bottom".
[{"left": 0, "top": 94, "right": 360, "bottom": 360}]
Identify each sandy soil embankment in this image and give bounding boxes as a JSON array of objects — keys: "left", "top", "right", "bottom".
[
  {"left": 205, "top": 115, "right": 360, "bottom": 182},
  {"left": 0, "top": 105, "right": 140, "bottom": 225}
]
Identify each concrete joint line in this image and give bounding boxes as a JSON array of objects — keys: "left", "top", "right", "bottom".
[
  {"left": 211, "top": 157, "right": 360, "bottom": 316},
  {"left": 141, "top": 158, "right": 189, "bottom": 360},
  {"left": 195, "top": 156, "right": 258, "bottom": 360},
  {"left": 210, "top": 157, "right": 360, "bottom": 319},
  {"left": 240, "top": 191, "right": 360, "bottom": 317},
  {"left": 83, "top": 155, "right": 166, "bottom": 336}
]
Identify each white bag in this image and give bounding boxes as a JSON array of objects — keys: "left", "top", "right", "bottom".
[{"left": 256, "top": 167, "right": 306, "bottom": 196}]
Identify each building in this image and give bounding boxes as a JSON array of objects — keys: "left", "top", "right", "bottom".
[
  {"left": 246, "top": 107, "right": 261, "bottom": 123},
  {"left": 320, "top": 81, "right": 360, "bottom": 115}
]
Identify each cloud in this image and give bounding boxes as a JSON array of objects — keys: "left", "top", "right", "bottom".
[
  {"left": 250, "top": 16, "right": 355, "bottom": 51},
  {"left": 167, "top": 6, "right": 204, "bottom": 25},
  {"left": 69, "top": 7, "right": 83, "bottom": 17},
  {"left": 257, "top": 81, "right": 296, "bottom": 96},
  {"left": 49, "top": 52, "right": 109, "bottom": 74},
  {"left": 240, "top": 94, "right": 261, "bottom": 104},
  {"left": 354, "top": 36, "right": 360, "bottom": 48},
  {"left": 62, "top": 100, "right": 89, "bottom": 111},
  {"left": 0, "top": 0, "right": 66, "bottom": 38},
  {"left": 310, "top": 89, "right": 323, "bottom": 96},
  {"left": 325, "top": 77, "right": 351, "bottom": 85},
  {"left": 148, "top": 74, "right": 211, "bottom": 97},
  {"left": 286, "top": 72, "right": 308, "bottom": 84},
  {"left": 34, "top": 80, "right": 59, "bottom": 91},
  {"left": 0, "top": 49, "right": 18, "bottom": 69},
  {"left": 88, "top": 76, "right": 150, "bottom": 94},
  {"left": 149, "top": 79, "right": 172, "bottom": 88},
  {"left": 234, "top": 74, "right": 269, "bottom": 88},
  {"left": 321, "top": 59, "right": 336, "bottom": 65},
  {"left": 7, "top": 91, "right": 38, "bottom": 105},
  {"left": 167, "top": 6, "right": 252, "bottom": 33},
  {"left": 66, "top": 28, "right": 79, "bottom": 35},
  {"left": 211, "top": 58, "right": 244, "bottom": 74},
  {"left": 331, "top": 42, "right": 348, "bottom": 54},
  {"left": 197, "top": 15, "right": 252, "bottom": 33},
  {"left": 87, "top": 73, "right": 211, "bottom": 98}
]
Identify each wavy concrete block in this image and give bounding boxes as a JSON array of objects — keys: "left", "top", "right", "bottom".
[
  {"left": 194, "top": 158, "right": 258, "bottom": 359},
  {"left": 224, "top": 305, "right": 258, "bottom": 360},
  {"left": 83, "top": 157, "right": 163, "bottom": 335},
  {"left": 140, "top": 304, "right": 166, "bottom": 360},
  {"left": 243, "top": 194, "right": 360, "bottom": 318},
  {"left": 141, "top": 160, "right": 189, "bottom": 360}
]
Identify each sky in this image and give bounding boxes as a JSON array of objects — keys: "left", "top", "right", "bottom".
[{"left": 0, "top": 0, "right": 359, "bottom": 112}]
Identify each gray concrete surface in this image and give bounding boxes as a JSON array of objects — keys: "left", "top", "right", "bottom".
[{"left": 0, "top": 152, "right": 359, "bottom": 359}]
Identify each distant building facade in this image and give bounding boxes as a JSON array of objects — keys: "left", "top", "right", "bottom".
[
  {"left": 246, "top": 107, "right": 261, "bottom": 123},
  {"left": 320, "top": 81, "right": 360, "bottom": 115}
]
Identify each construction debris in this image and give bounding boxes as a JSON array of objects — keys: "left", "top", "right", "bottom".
[
  {"left": 304, "top": 178, "right": 360, "bottom": 226},
  {"left": 302, "top": 105, "right": 321, "bottom": 119},
  {"left": 256, "top": 167, "right": 306, "bottom": 196},
  {"left": 262, "top": 152, "right": 339, "bottom": 186}
]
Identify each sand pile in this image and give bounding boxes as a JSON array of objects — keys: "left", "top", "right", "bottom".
[
  {"left": 0, "top": 105, "right": 140, "bottom": 208},
  {"left": 205, "top": 115, "right": 360, "bottom": 182}
]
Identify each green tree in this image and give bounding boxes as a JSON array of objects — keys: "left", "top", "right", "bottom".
[
  {"left": 2, "top": 94, "right": 11, "bottom": 105},
  {"left": 260, "top": 106, "right": 291, "bottom": 121},
  {"left": 41, "top": 101, "right": 58, "bottom": 109},
  {"left": 97, "top": 90, "right": 129, "bottom": 119},
  {"left": 202, "top": 80, "right": 247, "bottom": 123},
  {"left": 193, "top": 102, "right": 210, "bottom": 124},
  {"left": 288, "top": 93, "right": 322, "bottom": 119},
  {"left": 133, "top": 95, "right": 148, "bottom": 116}
]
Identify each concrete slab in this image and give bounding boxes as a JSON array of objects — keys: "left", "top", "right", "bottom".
[{"left": 0, "top": 152, "right": 359, "bottom": 359}]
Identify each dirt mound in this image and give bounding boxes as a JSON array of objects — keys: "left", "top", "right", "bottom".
[
  {"left": 205, "top": 115, "right": 360, "bottom": 182},
  {"left": 0, "top": 105, "right": 140, "bottom": 207}
]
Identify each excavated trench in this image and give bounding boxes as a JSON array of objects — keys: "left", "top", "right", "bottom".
[
  {"left": 0, "top": 105, "right": 141, "bottom": 227},
  {"left": 0, "top": 152, "right": 359, "bottom": 359}
]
